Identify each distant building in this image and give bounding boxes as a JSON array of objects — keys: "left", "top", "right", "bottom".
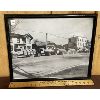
[
  {"left": 10, "top": 33, "right": 33, "bottom": 54},
  {"left": 47, "top": 41, "right": 64, "bottom": 49},
  {"left": 68, "top": 36, "right": 88, "bottom": 50},
  {"left": 32, "top": 40, "right": 46, "bottom": 56},
  {"left": 32, "top": 40, "right": 46, "bottom": 49},
  {"left": 63, "top": 44, "right": 68, "bottom": 51}
]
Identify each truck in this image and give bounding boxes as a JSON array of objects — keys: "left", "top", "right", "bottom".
[{"left": 41, "top": 45, "right": 57, "bottom": 56}]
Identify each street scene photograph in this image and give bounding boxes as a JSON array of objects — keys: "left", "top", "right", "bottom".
[{"left": 8, "top": 17, "right": 94, "bottom": 79}]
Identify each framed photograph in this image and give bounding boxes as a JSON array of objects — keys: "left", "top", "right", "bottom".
[{"left": 4, "top": 14, "right": 97, "bottom": 82}]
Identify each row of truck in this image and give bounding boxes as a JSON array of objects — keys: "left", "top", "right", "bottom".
[
  {"left": 15, "top": 47, "right": 67, "bottom": 58},
  {"left": 14, "top": 45, "right": 89, "bottom": 58}
]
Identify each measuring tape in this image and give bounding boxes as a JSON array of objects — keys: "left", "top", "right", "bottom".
[{"left": 9, "top": 80, "right": 94, "bottom": 88}]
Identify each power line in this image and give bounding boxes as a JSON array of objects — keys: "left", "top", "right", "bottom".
[
  {"left": 36, "top": 32, "right": 69, "bottom": 40},
  {"left": 47, "top": 33, "right": 69, "bottom": 40}
]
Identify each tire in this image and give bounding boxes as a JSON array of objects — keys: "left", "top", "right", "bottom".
[
  {"left": 48, "top": 52, "right": 51, "bottom": 56},
  {"left": 45, "top": 52, "right": 50, "bottom": 56},
  {"left": 26, "top": 52, "right": 28, "bottom": 57}
]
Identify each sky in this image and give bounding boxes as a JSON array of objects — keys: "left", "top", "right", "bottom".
[{"left": 10, "top": 18, "right": 93, "bottom": 45}]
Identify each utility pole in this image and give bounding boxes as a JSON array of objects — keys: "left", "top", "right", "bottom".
[{"left": 46, "top": 33, "right": 48, "bottom": 49}]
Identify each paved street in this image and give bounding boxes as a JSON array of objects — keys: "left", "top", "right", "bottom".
[{"left": 12, "top": 54, "right": 89, "bottom": 79}]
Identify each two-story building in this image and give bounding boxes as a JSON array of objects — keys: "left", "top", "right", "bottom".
[
  {"left": 68, "top": 36, "right": 88, "bottom": 51},
  {"left": 10, "top": 33, "right": 33, "bottom": 54}
]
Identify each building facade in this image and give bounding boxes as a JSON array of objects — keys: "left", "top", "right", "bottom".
[
  {"left": 10, "top": 33, "right": 33, "bottom": 54},
  {"left": 77, "top": 36, "right": 88, "bottom": 50},
  {"left": 68, "top": 36, "right": 88, "bottom": 50}
]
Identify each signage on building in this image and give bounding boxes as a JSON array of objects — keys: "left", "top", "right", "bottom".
[{"left": 10, "top": 20, "right": 16, "bottom": 26}]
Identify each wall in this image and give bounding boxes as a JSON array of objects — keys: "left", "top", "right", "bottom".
[
  {"left": 0, "top": 11, "right": 100, "bottom": 80},
  {"left": 77, "top": 37, "right": 87, "bottom": 49},
  {"left": 12, "top": 38, "right": 17, "bottom": 43}
]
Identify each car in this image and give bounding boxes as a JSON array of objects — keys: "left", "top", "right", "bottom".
[
  {"left": 67, "top": 49, "right": 76, "bottom": 54},
  {"left": 40, "top": 48, "right": 46, "bottom": 56},
  {"left": 26, "top": 49, "right": 31, "bottom": 57},
  {"left": 30, "top": 49, "right": 35, "bottom": 55},
  {"left": 32, "top": 49, "right": 36, "bottom": 55},
  {"left": 56, "top": 49, "right": 67, "bottom": 55},
  {"left": 44, "top": 45, "right": 57, "bottom": 56},
  {"left": 44, "top": 48, "right": 56, "bottom": 56},
  {"left": 77, "top": 48, "right": 89, "bottom": 53},
  {"left": 44, "top": 48, "right": 52, "bottom": 56},
  {"left": 16, "top": 48, "right": 27, "bottom": 58}
]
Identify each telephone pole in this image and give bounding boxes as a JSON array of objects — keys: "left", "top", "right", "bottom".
[{"left": 46, "top": 33, "right": 48, "bottom": 49}]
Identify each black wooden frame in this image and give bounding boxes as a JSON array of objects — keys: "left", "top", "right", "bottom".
[{"left": 4, "top": 14, "right": 97, "bottom": 82}]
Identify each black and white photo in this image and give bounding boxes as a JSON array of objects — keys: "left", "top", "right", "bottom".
[{"left": 5, "top": 14, "right": 96, "bottom": 81}]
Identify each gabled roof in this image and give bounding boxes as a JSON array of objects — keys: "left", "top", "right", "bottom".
[
  {"left": 24, "top": 33, "right": 33, "bottom": 39},
  {"left": 10, "top": 33, "right": 33, "bottom": 40},
  {"left": 10, "top": 33, "right": 24, "bottom": 38}
]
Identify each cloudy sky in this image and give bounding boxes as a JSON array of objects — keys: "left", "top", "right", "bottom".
[{"left": 10, "top": 18, "right": 93, "bottom": 45}]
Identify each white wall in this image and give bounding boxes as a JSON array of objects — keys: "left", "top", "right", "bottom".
[
  {"left": 26, "top": 37, "right": 32, "bottom": 49},
  {"left": 12, "top": 38, "right": 17, "bottom": 43},
  {"left": 77, "top": 37, "right": 87, "bottom": 49}
]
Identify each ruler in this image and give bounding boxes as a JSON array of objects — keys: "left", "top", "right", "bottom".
[{"left": 9, "top": 80, "right": 94, "bottom": 88}]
